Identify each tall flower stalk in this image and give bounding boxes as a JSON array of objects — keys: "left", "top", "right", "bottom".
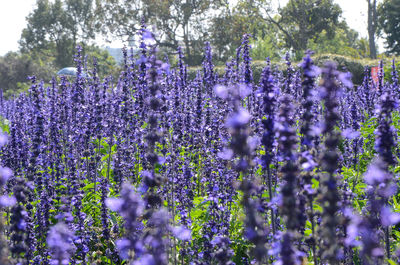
[
  {"left": 318, "top": 62, "right": 342, "bottom": 264},
  {"left": 276, "top": 95, "right": 302, "bottom": 265},
  {"left": 298, "top": 52, "right": 319, "bottom": 264},
  {"left": 215, "top": 83, "right": 268, "bottom": 263},
  {"left": 260, "top": 59, "right": 277, "bottom": 234},
  {"left": 374, "top": 91, "right": 397, "bottom": 260}
]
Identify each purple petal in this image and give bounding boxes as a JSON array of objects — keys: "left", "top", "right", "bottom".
[
  {"left": 226, "top": 108, "right": 251, "bottom": 128},
  {"left": 172, "top": 226, "right": 192, "bottom": 241},
  {"left": 217, "top": 148, "right": 233, "bottom": 160},
  {"left": 342, "top": 128, "right": 360, "bottom": 139},
  {"left": 339, "top": 72, "right": 353, "bottom": 88},
  {"left": 381, "top": 206, "right": 400, "bottom": 226},
  {"left": 105, "top": 198, "right": 123, "bottom": 212},
  {"left": 214, "top": 85, "right": 229, "bottom": 99},
  {"left": 0, "top": 195, "right": 16, "bottom": 207},
  {"left": 238, "top": 84, "right": 251, "bottom": 98},
  {"left": 0, "top": 133, "right": 7, "bottom": 147}
]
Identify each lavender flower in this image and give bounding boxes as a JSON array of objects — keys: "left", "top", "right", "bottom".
[
  {"left": 275, "top": 95, "right": 303, "bottom": 265},
  {"left": 318, "top": 62, "right": 342, "bottom": 264},
  {"left": 47, "top": 222, "right": 75, "bottom": 265}
]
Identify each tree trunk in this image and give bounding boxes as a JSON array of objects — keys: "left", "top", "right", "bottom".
[
  {"left": 183, "top": 23, "right": 192, "bottom": 66},
  {"left": 367, "top": 0, "right": 377, "bottom": 59}
]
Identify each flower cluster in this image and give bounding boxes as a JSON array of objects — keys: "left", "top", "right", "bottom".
[{"left": 0, "top": 29, "right": 399, "bottom": 265}]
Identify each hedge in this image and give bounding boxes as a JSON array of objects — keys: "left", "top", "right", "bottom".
[{"left": 187, "top": 54, "right": 400, "bottom": 86}]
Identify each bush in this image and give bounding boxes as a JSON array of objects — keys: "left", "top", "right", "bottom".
[
  {"left": 0, "top": 52, "right": 55, "bottom": 96},
  {"left": 314, "top": 54, "right": 365, "bottom": 85},
  {"left": 188, "top": 54, "right": 400, "bottom": 86}
]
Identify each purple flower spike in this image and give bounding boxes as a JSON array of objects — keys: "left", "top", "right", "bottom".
[
  {"left": 381, "top": 207, "right": 400, "bottom": 227},
  {"left": 171, "top": 226, "right": 192, "bottom": 241},
  {"left": 47, "top": 222, "right": 75, "bottom": 265},
  {"left": 226, "top": 108, "right": 251, "bottom": 128}
]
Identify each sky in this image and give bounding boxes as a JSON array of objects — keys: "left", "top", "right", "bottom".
[
  {"left": 0, "top": 0, "right": 382, "bottom": 56},
  {"left": 0, "top": 0, "right": 37, "bottom": 55}
]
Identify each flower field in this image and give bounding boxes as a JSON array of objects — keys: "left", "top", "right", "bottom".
[{"left": 1, "top": 31, "right": 400, "bottom": 265}]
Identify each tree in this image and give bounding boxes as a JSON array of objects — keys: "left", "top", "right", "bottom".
[
  {"left": 307, "top": 24, "right": 369, "bottom": 58},
  {"left": 65, "top": 0, "right": 96, "bottom": 50},
  {"left": 208, "top": 9, "right": 236, "bottom": 61},
  {"left": 378, "top": 0, "right": 400, "bottom": 55},
  {"left": 20, "top": 0, "right": 71, "bottom": 66},
  {"left": 280, "top": 0, "right": 341, "bottom": 53},
  {"left": 209, "top": 0, "right": 271, "bottom": 61},
  {"left": 0, "top": 47, "right": 117, "bottom": 97},
  {"left": 19, "top": 0, "right": 97, "bottom": 68},
  {"left": 96, "top": 0, "right": 226, "bottom": 65},
  {"left": 255, "top": 0, "right": 342, "bottom": 59},
  {"left": 250, "top": 32, "right": 281, "bottom": 61},
  {"left": 0, "top": 52, "right": 54, "bottom": 96},
  {"left": 94, "top": 0, "right": 143, "bottom": 40},
  {"left": 367, "top": 0, "right": 378, "bottom": 59},
  {"left": 85, "top": 45, "right": 120, "bottom": 78}
]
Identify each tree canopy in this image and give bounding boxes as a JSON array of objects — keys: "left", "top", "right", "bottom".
[
  {"left": 208, "top": 0, "right": 345, "bottom": 61},
  {"left": 0, "top": 52, "right": 54, "bottom": 96},
  {"left": 96, "top": 0, "right": 226, "bottom": 65},
  {"left": 378, "top": 0, "right": 400, "bottom": 55},
  {"left": 17, "top": 0, "right": 377, "bottom": 68},
  {"left": 19, "top": 0, "right": 97, "bottom": 68}
]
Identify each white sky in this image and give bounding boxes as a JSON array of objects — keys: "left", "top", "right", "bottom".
[
  {"left": 0, "top": 0, "right": 36, "bottom": 55},
  {"left": 0, "top": 0, "right": 382, "bottom": 56}
]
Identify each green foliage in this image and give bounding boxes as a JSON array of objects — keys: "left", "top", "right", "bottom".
[
  {"left": 378, "top": 0, "right": 400, "bottom": 55},
  {"left": 209, "top": 0, "right": 270, "bottom": 62},
  {"left": 313, "top": 54, "right": 365, "bottom": 85},
  {"left": 0, "top": 46, "right": 118, "bottom": 98},
  {"left": 277, "top": 0, "right": 342, "bottom": 56},
  {"left": 250, "top": 32, "right": 281, "bottom": 61},
  {"left": 17, "top": 0, "right": 378, "bottom": 69},
  {"left": 383, "top": 59, "right": 400, "bottom": 83},
  {"left": 78, "top": 137, "right": 123, "bottom": 263},
  {"left": 188, "top": 54, "right": 386, "bottom": 86},
  {"left": 308, "top": 26, "right": 370, "bottom": 59},
  {"left": 0, "top": 51, "right": 55, "bottom": 96},
  {"left": 20, "top": 0, "right": 97, "bottom": 68},
  {"left": 0, "top": 116, "right": 10, "bottom": 134},
  {"left": 85, "top": 45, "right": 121, "bottom": 78},
  {"left": 358, "top": 115, "right": 377, "bottom": 167},
  {"left": 97, "top": 0, "right": 224, "bottom": 66}
]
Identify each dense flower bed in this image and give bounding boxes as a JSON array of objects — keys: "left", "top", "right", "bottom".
[{"left": 0, "top": 29, "right": 400, "bottom": 265}]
